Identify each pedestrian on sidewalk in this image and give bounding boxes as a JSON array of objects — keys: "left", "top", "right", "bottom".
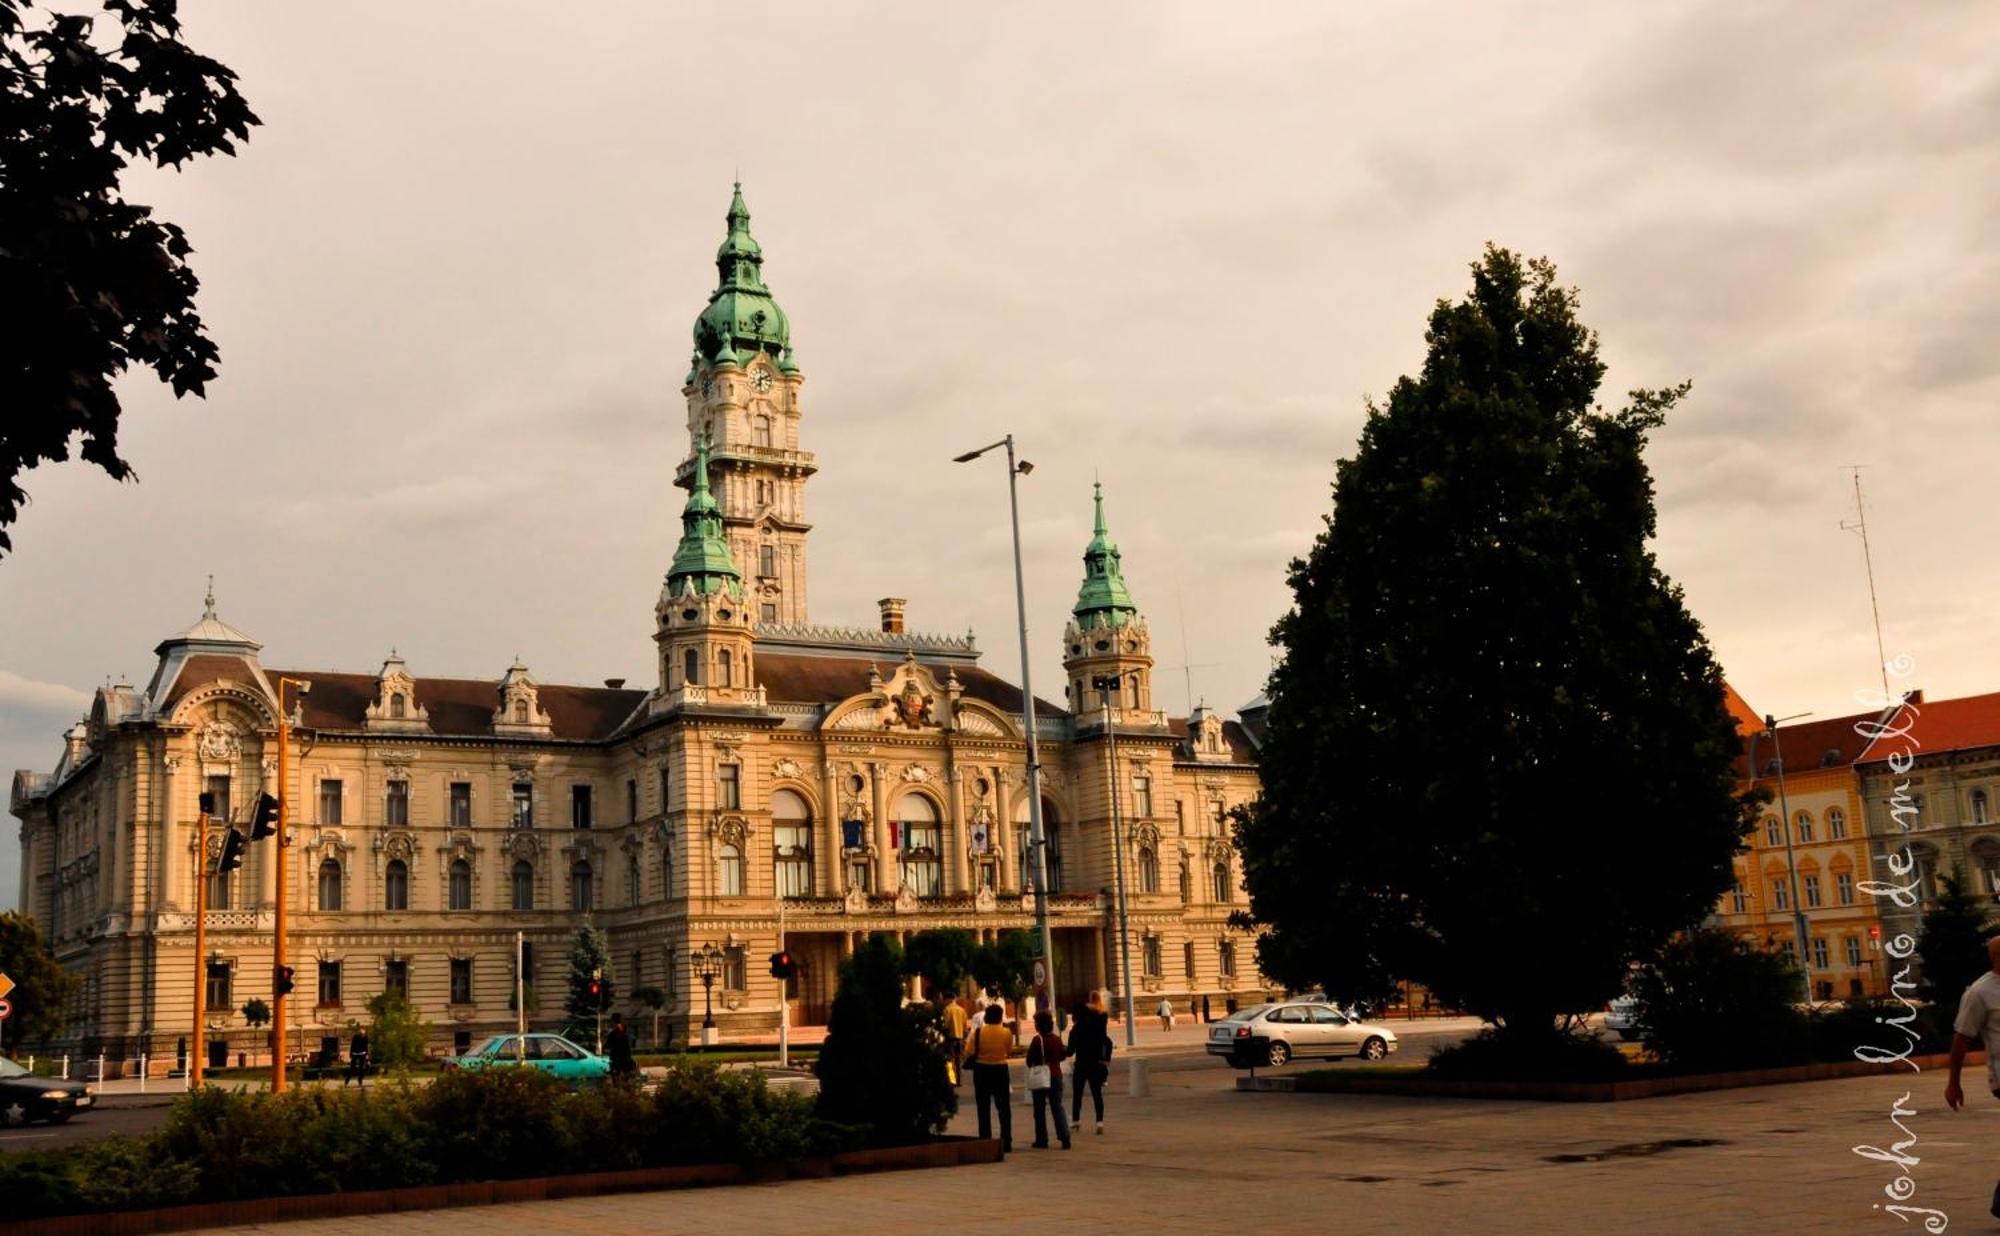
[
  {"left": 1157, "top": 997, "right": 1175, "bottom": 1032},
  {"left": 970, "top": 1004, "right": 1015, "bottom": 1153},
  {"left": 1027, "top": 1010, "right": 1071, "bottom": 1149},
  {"left": 343, "top": 1029, "right": 370, "bottom": 1088},
  {"left": 943, "top": 996, "right": 969, "bottom": 1086},
  {"left": 1201, "top": 994, "right": 1212, "bottom": 1024},
  {"left": 1945, "top": 934, "right": 2000, "bottom": 1219},
  {"left": 606, "top": 1015, "right": 638, "bottom": 1080},
  {"left": 1067, "top": 991, "right": 1110, "bottom": 1134}
]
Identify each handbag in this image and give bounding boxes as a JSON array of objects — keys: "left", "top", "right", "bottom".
[{"left": 1025, "top": 1037, "right": 1052, "bottom": 1091}]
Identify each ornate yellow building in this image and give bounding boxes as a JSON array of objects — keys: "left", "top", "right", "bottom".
[{"left": 11, "top": 186, "right": 1269, "bottom": 1062}]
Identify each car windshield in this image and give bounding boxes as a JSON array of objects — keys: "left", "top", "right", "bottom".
[
  {"left": 469, "top": 1037, "right": 512, "bottom": 1057},
  {"left": 1227, "top": 1004, "right": 1272, "bottom": 1022},
  {"left": 0, "top": 1057, "right": 28, "bottom": 1078}
]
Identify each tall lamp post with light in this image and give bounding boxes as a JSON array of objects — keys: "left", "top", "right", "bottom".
[
  {"left": 695, "top": 942, "right": 724, "bottom": 1046},
  {"left": 953, "top": 435, "right": 1058, "bottom": 1016},
  {"left": 1092, "top": 675, "right": 1138, "bottom": 1048}
]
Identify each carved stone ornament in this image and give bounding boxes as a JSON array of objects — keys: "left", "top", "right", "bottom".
[
  {"left": 713, "top": 815, "right": 749, "bottom": 846},
  {"left": 974, "top": 886, "right": 997, "bottom": 913},
  {"left": 722, "top": 991, "right": 746, "bottom": 1010},
  {"left": 894, "top": 886, "right": 919, "bottom": 913},
  {"left": 1132, "top": 821, "right": 1161, "bottom": 848},
  {"left": 900, "top": 763, "right": 936, "bottom": 784},
  {"left": 506, "top": 831, "right": 542, "bottom": 862},
  {"left": 380, "top": 831, "right": 418, "bottom": 861},
  {"left": 887, "top": 679, "right": 934, "bottom": 730},
  {"left": 197, "top": 721, "right": 242, "bottom": 762},
  {"left": 843, "top": 887, "right": 869, "bottom": 915},
  {"left": 956, "top": 710, "right": 1005, "bottom": 737},
  {"left": 772, "top": 757, "right": 803, "bottom": 781},
  {"left": 1141, "top": 974, "right": 1164, "bottom": 993}
]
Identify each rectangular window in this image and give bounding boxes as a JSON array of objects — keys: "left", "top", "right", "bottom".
[
  {"left": 572, "top": 785, "right": 593, "bottom": 829},
  {"left": 630, "top": 950, "right": 643, "bottom": 990},
  {"left": 1132, "top": 775, "right": 1153, "bottom": 819},
  {"left": 776, "top": 823, "right": 813, "bottom": 897},
  {"left": 761, "top": 602, "right": 777, "bottom": 624},
  {"left": 317, "top": 960, "right": 342, "bottom": 1007},
  {"left": 723, "top": 946, "right": 747, "bottom": 992},
  {"left": 386, "top": 780, "right": 409, "bottom": 827},
  {"left": 512, "top": 783, "right": 533, "bottom": 829},
  {"left": 518, "top": 943, "right": 535, "bottom": 986},
  {"left": 718, "top": 764, "right": 741, "bottom": 811},
  {"left": 665, "top": 948, "right": 677, "bottom": 998},
  {"left": 759, "top": 544, "right": 776, "bottom": 577},
  {"left": 205, "top": 774, "right": 232, "bottom": 823},
  {"left": 1210, "top": 801, "right": 1225, "bottom": 834},
  {"left": 1803, "top": 874, "right": 1822, "bottom": 908},
  {"left": 1142, "top": 936, "right": 1162, "bottom": 977},
  {"left": 450, "top": 958, "right": 472, "bottom": 1004},
  {"left": 626, "top": 779, "right": 638, "bottom": 824},
  {"left": 1845, "top": 937, "right": 1863, "bottom": 967},
  {"left": 319, "top": 779, "right": 343, "bottom": 825},
  {"left": 1837, "top": 872, "right": 1855, "bottom": 905},
  {"left": 659, "top": 766, "right": 671, "bottom": 815},
  {"left": 385, "top": 959, "right": 409, "bottom": 998},
  {"left": 1218, "top": 940, "right": 1236, "bottom": 977},
  {"left": 1772, "top": 880, "right": 1790, "bottom": 911},
  {"left": 1779, "top": 939, "right": 1797, "bottom": 963},
  {"left": 1798, "top": 815, "right": 1814, "bottom": 842},
  {"left": 1183, "top": 940, "right": 1196, "bottom": 980},
  {"left": 1175, "top": 800, "right": 1185, "bottom": 835},
  {"left": 1730, "top": 882, "right": 1747, "bottom": 914},
  {"left": 1830, "top": 811, "right": 1848, "bottom": 839},
  {"left": 1811, "top": 937, "right": 1829, "bottom": 970},
  {"left": 205, "top": 962, "right": 231, "bottom": 1010},
  {"left": 449, "top": 782, "right": 472, "bottom": 827},
  {"left": 849, "top": 860, "right": 872, "bottom": 893}
]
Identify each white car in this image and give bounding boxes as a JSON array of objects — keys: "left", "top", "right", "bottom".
[
  {"left": 1206, "top": 1000, "right": 1400, "bottom": 1068},
  {"left": 1603, "top": 995, "right": 1640, "bottom": 1041}
]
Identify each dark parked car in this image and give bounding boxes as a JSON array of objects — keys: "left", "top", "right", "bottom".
[{"left": 0, "top": 1055, "right": 94, "bottom": 1125}]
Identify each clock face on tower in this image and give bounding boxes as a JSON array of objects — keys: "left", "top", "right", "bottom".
[{"left": 752, "top": 368, "right": 774, "bottom": 393}]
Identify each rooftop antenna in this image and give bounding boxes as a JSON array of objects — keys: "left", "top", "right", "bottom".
[
  {"left": 1166, "top": 585, "right": 1220, "bottom": 717},
  {"left": 1839, "top": 466, "right": 1890, "bottom": 704}
]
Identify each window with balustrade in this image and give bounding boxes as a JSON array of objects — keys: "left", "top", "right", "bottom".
[
  {"left": 774, "top": 789, "right": 813, "bottom": 897},
  {"left": 896, "top": 793, "right": 942, "bottom": 896}
]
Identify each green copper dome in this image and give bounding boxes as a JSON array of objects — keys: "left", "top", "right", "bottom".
[
  {"left": 666, "top": 433, "right": 742, "bottom": 597},
  {"left": 1073, "top": 481, "right": 1138, "bottom": 629},
  {"left": 693, "top": 182, "right": 790, "bottom": 364}
]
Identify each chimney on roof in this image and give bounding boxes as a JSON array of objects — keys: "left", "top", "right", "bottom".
[
  {"left": 878, "top": 597, "right": 906, "bottom": 634},
  {"left": 604, "top": 678, "right": 626, "bottom": 689}
]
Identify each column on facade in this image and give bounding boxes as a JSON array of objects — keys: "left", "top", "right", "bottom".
[
  {"left": 994, "top": 764, "right": 1015, "bottom": 891},
  {"left": 159, "top": 755, "right": 182, "bottom": 911},
  {"left": 871, "top": 763, "right": 893, "bottom": 893},
  {"left": 817, "top": 754, "right": 839, "bottom": 896},
  {"left": 1093, "top": 928, "right": 1109, "bottom": 1001},
  {"left": 946, "top": 754, "right": 970, "bottom": 895}
]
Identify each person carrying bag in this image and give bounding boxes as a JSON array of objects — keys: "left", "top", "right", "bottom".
[
  {"left": 1067, "top": 990, "right": 1111, "bottom": 1134},
  {"left": 969, "top": 1003, "right": 1015, "bottom": 1153},
  {"left": 1026, "top": 1009, "right": 1071, "bottom": 1149}
]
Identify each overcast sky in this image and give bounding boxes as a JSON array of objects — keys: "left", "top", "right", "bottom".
[{"left": 6, "top": 2, "right": 1997, "bottom": 909}]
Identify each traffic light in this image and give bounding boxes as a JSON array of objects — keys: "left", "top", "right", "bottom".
[
  {"left": 198, "top": 790, "right": 217, "bottom": 817},
  {"left": 274, "top": 964, "right": 295, "bottom": 998},
  {"left": 768, "top": 950, "right": 796, "bottom": 980},
  {"left": 248, "top": 792, "right": 280, "bottom": 841},
  {"left": 589, "top": 978, "right": 602, "bottom": 998},
  {"left": 217, "top": 828, "right": 247, "bottom": 874}
]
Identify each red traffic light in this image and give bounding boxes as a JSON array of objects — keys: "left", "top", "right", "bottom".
[
  {"left": 768, "top": 951, "right": 796, "bottom": 980},
  {"left": 589, "top": 979, "right": 601, "bottom": 996},
  {"left": 274, "top": 965, "right": 295, "bottom": 998},
  {"left": 1869, "top": 924, "right": 1882, "bottom": 940}
]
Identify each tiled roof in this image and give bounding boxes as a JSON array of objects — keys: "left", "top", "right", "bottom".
[
  {"left": 1858, "top": 691, "right": 2000, "bottom": 762},
  {"left": 754, "top": 652, "right": 1068, "bottom": 719},
  {"left": 259, "top": 670, "right": 648, "bottom": 742},
  {"left": 1739, "top": 708, "right": 1891, "bottom": 779},
  {"left": 160, "top": 654, "right": 266, "bottom": 708},
  {"left": 1165, "top": 716, "right": 1259, "bottom": 764},
  {"left": 1721, "top": 681, "right": 1761, "bottom": 735}
]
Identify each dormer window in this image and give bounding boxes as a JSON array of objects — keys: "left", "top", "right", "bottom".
[
  {"left": 513, "top": 700, "right": 528, "bottom": 723},
  {"left": 390, "top": 694, "right": 406, "bottom": 719}
]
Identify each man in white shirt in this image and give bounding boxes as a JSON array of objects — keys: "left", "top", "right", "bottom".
[{"left": 1945, "top": 934, "right": 2000, "bottom": 1218}]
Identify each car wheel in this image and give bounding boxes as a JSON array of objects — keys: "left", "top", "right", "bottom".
[
  {"left": 1359, "top": 1037, "right": 1387, "bottom": 1062},
  {"left": 1265, "top": 1040, "right": 1291, "bottom": 1067}
]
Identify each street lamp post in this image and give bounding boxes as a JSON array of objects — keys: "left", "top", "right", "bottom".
[
  {"left": 695, "top": 943, "right": 724, "bottom": 1046},
  {"left": 1093, "top": 676, "right": 1138, "bottom": 1048},
  {"left": 1762, "top": 712, "right": 1815, "bottom": 1006},
  {"left": 271, "top": 676, "right": 310, "bottom": 1093},
  {"left": 953, "top": 436, "right": 1059, "bottom": 1016}
]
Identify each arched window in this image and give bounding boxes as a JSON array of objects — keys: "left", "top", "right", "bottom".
[
  {"left": 661, "top": 843, "right": 675, "bottom": 900},
  {"left": 1211, "top": 860, "right": 1231, "bottom": 904},
  {"left": 1974, "top": 790, "right": 1992, "bottom": 825},
  {"left": 1127, "top": 675, "right": 1141, "bottom": 709},
  {"left": 1828, "top": 806, "right": 1848, "bottom": 839},
  {"left": 773, "top": 789, "right": 814, "bottom": 897},
  {"left": 1765, "top": 816, "right": 1783, "bottom": 846},
  {"left": 512, "top": 860, "right": 534, "bottom": 911},
  {"left": 718, "top": 649, "right": 733, "bottom": 688},
  {"left": 1138, "top": 846, "right": 1159, "bottom": 894},
  {"left": 571, "top": 860, "right": 593, "bottom": 911},
  {"left": 318, "top": 858, "right": 343, "bottom": 911},
  {"left": 513, "top": 699, "right": 529, "bottom": 723},
  {"left": 385, "top": 859, "right": 409, "bottom": 911},
  {"left": 1043, "top": 802, "right": 1064, "bottom": 893},
  {"left": 390, "top": 693, "right": 406, "bottom": 718},
  {"left": 627, "top": 854, "right": 641, "bottom": 905},
  {"left": 1218, "top": 939, "right": 1237, "bottom": 977},
  {"left": 895, "top": 792, "right": 942, "bottom": 896},
  {"left": 683, "top": 648, "right": 700, "bottom": 686},
  {"left": 754, "top": 416, "right": 772, "bottom": 448},
  {"left": 1795, "top": 810, "right": 1815, "bottom": 843},
  {"left": 1017, "top": 799, "right": 1064, "bottom": 894},
  {"left": 1178, "top": 859, "right": 1191, "bottom": 902},
  {"left": 449, "top": 858, "right": 472, "bottom": 911},
  {"left": 717, "top": 844, "right": 745, "bottom": 896}
]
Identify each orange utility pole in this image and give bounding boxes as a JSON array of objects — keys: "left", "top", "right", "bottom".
[
  {"left": 191, "top": 800, "right": 210, "bottom": 1086},
  {"left": 271, "top": 677, "right": 308, "bottom": 1093}
]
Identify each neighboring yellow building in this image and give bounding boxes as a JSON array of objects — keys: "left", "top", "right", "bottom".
[
  {"left": 10, "top": 186, "right": 1269, "bottom": 1064},
  {"left": 1713, "top": 692, "right": 1889, "bottom": 999}
]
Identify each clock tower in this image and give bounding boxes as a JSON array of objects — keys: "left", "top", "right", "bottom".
[
  {"left": 679, "top": 183, "right": 816, "bottom": 626},
  {"left": 1062, "top": 481, "right": 1159, "bottom": 721}
]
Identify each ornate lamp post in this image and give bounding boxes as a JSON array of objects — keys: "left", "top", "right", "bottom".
[{"left": 695, "top": 943, "right": 724, "bottom": 1046}]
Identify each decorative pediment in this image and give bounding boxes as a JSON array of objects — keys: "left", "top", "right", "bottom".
[
  {"left": 651, "top": 819, "right": 674, "bottom": 846},
  {"left": 900, "top": 763, "right": 938, "bottom": 784},
  {"left": 953, "top": 706, "right": 1010, "bottom": 738},
  {"left": 441, "top": 831, "right": 481, "bottom": 863},
  {"left": 305, "top": 827, "right": 354, "bottom": 857},
  {"left": 505, "top": 831, "right": 543, "bottom": 862},
  {"left": 197, "top": 719, "right": 242, "bottom": 763},
  {"left": 825, "top": 654, "right": 953, "bottom": 733},
  {"left": 377, "top": 830, "right": 419, "bottom": 861},
  {"left": 1203, "top": 838, "right": 1234, "bottom": 864},
  {"left": 364, "top": 653, "right": 432, "bottom": 733},
  {"left": 772, "top": 756, "right": 805, "bottom": 781},
  {"left": 1132, "top": 821, "right": 1161, "bottom": 849},
  {"left": 561, "top": 835, "right": 605, "bottom": 864},
  {"left": 492, "top": 661, "right": 554, "bottom": 737},
  {"left": 710, "top": 814, "right": 750, "bottom": 846},
  {"left": 1189, "top": 706, "right": 1230, "bottom": 762}
]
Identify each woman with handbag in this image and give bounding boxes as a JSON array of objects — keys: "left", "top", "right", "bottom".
[
  {"left": 1026, "top": 1010, "right": 1072, "bottom": 1149},
  {"left": 1066, "top": 990, "right": 1111, "bottom": 1134}
]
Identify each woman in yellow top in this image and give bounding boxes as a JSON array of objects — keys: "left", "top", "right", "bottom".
[{"left": 969, "top": 1004, "right": 1015, "bottom": 1152}]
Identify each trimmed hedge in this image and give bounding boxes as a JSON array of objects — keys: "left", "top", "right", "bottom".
[{"left": 0, "top": 1060, "right": 862, "bottom": 1222}]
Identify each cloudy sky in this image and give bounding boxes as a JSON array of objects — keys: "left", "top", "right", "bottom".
[{"left": 6, "top": 2, "right": 1997, "bottom": 908}]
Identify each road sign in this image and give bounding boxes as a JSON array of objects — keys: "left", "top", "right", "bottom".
[
  {"left": 1031, "top": 957, "right": 1048, "bottom": 1003},
  {"left": 0, "top": 971, "right": 14, "bottom": 1002},
  {"left": 0, "top": 998, "right": 12, "bottom": 1021}
]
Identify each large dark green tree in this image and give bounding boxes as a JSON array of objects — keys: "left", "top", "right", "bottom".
[
  {"left": 1236, "top": 247, "right": 1758, "bottom": 1045},
  {"left": 561, "top": 924, "right": 614, "bottom": 1044},
  {"left": 0, "top": 910, "right": 79, "bottom": 1043},
  {"left": 0, "top": 0, "right": 258, "bottom": 557},
  {"left": 1916, "top": 871, "right": 1991, "bottom": 1008},
  {"left": 815, "top": 933, "right": 955, "bottom": 1144}
]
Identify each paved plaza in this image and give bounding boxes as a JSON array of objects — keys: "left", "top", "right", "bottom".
[{"left": 200, "top": 1051, "right": 2000, "bottom": 1235}]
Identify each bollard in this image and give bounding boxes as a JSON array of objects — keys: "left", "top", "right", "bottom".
[
  {"left": 61, "top": 1054, "right": 69, "bottom": 1079},
  {"left": 96, "top": 1052, "right": 105, "bottom": 1087},
  {"left": 140, "top": 1054, "right": 149, "bottom": 1093},
  {"left": 25, "top": 1054, "right": 33, "bottom": 1073},
  {"left": 1128, "top": 1057, "right": 1151, "bottom": 1099}
]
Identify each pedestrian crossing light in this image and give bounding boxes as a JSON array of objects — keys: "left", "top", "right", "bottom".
[
  {"left": 768, "top": 950, "right": 796, "bottom": 980},
  {"left": 249, "top": 792, "right": 280, "bottom": 841},
  {"left": 216, "top": 828, "right": 247, "bottom": 874}
]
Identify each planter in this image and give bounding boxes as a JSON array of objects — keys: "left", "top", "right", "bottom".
[
  {"left": 1253, "top": 1050, "right": 1978, "bottom": 1103},
  {"left": 5, "top": 1137, "right": 1001, "bottom": 1235}
]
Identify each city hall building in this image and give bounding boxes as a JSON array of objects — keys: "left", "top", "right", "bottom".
[{"left": 11, "top": 187, "right": 1269, "bottom": 1062}]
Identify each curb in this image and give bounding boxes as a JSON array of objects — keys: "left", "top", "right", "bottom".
[{"left": 3, "top": 1137, "right": 1003, "bottom": 1233}]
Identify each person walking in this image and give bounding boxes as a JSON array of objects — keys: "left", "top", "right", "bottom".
[
  {"left": 1157, "top": 997, "right": 1175, "bottom": 1032},
  {"left": 1026, "top": 1010, "right": 1072, "bottom": 1149},
  {"left": 943, "top": 996, "right": 969, "bottom": 1087},
  {"left": 605, "top": 1015, "right": 638, "bottom": 1080},
  {"left": 343, "top": 1028, "right": 371, "bottom": 1088},
  {"left": 1202, "top": 994, "right": 1212, "bottom": 1024},
  {"left": 1067, "top": 991, "right": 1110, "bottom": 1134},
  {"left": 970, "top": 1003, "right": 1015, "bottom": 1153},
  {"left": 1946, "top": 934, "right": 2000, "bottom": 1218}
]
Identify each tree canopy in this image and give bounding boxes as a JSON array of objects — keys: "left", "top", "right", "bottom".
[
  {"left": 814, "top": 933, "right": 955, "bottom": 1143},
  {"left": 0, "top": 0, "right": 258, "bottom": 556},
  {"left": 561, "top": 924, "right": 614, "bottom": 1040},
  {"left": 1235, "top": 247, "right": 1757, "bottom": 1041},
  {"left": 0, "top": 910, "right": 77, "bottom": 1043}
]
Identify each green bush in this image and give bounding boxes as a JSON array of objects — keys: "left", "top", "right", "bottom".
[
  {"left": 1807, "top": 996, "right": 1944, "bottom": 1064},
  {"left": 1426, "top": 1026, "right": 1630, "bottom": 1082},
  {"left": 1633, "top": 928, "right": 1807, "bottom": 1073},
  {"left": 815, "top": 934, "right": 957, "bottom": 1144},
  {"left": 365, "top": 989, "right": 430, "bottom": 1070}
]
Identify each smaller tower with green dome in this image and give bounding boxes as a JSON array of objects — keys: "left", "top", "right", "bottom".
[
  {"left": 1061, "top": 481, "right": 1161, "bottom": 725},
  {"left": 655, "top": 431, "right": 761, "bottom": 713}
]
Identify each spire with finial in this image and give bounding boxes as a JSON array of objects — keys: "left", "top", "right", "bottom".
[
  {"left": 203, "top": 574, "right": 216, "bottom": 619},
  {"left": 694, "top": 180, "right": 790, "bottom": 364},
  {"left": 1073, "top": 479, "right": 1139, "bottom": 629},
  {"left": 665, "top": 431, "right": 742, "bottom": 597}
]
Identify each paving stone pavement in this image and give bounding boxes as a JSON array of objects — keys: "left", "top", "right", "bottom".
[{"left": 201, "top": 1058, "right": 2000, "bottom": 1235}]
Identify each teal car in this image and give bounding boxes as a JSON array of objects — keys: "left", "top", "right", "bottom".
[{"left": 445, "top": 1033, "right": 611, "bottom": 1083}]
